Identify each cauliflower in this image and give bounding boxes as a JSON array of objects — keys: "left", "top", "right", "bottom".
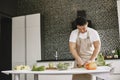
[{"left": 14, "top": 65, "right": 30, "bottom": 70}]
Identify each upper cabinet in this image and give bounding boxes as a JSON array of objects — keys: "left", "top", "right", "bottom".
[
  {"left": 117, "top": 0, "right": 120, "bottom": 38},
  {"left": 12, "top": 16, "right": 26, "bottom": 67},
  {"left": 26, "top": 13, "right": 41, "bottom": 67}
]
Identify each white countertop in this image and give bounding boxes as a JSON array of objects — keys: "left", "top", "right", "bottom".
[{"left": 2, "top": 66, "right": 111, "bottom": 75}]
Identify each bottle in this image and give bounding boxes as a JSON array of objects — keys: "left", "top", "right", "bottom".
[
  {"left": 116, "top": 48, "right": 120, "bottom": 58},
  {"left": 112, "top": 50, "right": 118, "bottom": 58}
]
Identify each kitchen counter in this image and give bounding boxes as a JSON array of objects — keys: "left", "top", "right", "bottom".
[
  {"left": 2, "top": 66, "right": 112, "bottom": 80},
  {"left": 37, "top": 57, "right": 120, "bottom": 62}
]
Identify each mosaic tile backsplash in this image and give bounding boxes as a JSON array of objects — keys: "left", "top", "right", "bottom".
[{"left": 16, "top": 0, "right": 120, "bottom": 60}]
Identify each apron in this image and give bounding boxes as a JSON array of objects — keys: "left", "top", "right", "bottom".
[{"left": 72, "top": 31, "right": 94, "bottom": 80}]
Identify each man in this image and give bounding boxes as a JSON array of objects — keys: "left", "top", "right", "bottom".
[{"left": 69, "top": 17, "right": 101, "bottom": 80}]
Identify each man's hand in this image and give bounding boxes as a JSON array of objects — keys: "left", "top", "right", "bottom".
[
  {"left": 84, "top": 60, "right": 92, "bottom": 67},
  {"left": 77, "top": 59, "right": 84, "bottom": 68},
  {"left": 77, "top": 64, "right": 84, "bottom": 68},
  {"left": 69, "top": 42, "right": 84, "bottom": 68}
]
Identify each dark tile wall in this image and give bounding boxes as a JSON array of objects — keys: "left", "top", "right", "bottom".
[
  {"left": 0, "top": 0, "right": 17, "bottom": 16},
  {"left": 16, "top": 0, "right": 120, "bottom": 60}
]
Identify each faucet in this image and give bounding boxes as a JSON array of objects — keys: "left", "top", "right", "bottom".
[{"left": 54, "top": 51, "right": 58, "bottom": 60}]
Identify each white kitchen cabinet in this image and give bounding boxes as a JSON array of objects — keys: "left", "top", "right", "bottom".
[
  {"left": 12, "top": 16, "right": 26, "bottom": 67},
  {"left": 12, "top": 13, "right": 41, "bottom": 80},
  {"left": 12, "top": 16, "right": 26, "bottom": 80},
  {"left": 26, "top": 13, "right": 41, "bottom": 80},
  {"left": 26, "top": 13, "right": 41, "bottom": 67}
]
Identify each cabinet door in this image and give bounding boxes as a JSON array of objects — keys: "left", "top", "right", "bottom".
[
  {"left": 26, "top": 13, "right": 41, "bottom": 80},
  {"left": 12, "top": 16, "right": 26, "bottom": 66},
  {"left": 26, "top": 13, "right": 41, "bottom": 66},
  {"left": 12, "top": 16, "right": 25, "bottom": 80}
]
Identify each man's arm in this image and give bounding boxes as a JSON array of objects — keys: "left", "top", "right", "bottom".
[
  {"left": 69, "top": 42, "right": 84, "bottom": 67},
  {"left": 89, "top": 40, "right": 101, "bottom": 61}
]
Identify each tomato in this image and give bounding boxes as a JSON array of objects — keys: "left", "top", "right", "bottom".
[{"left": 84, "top": 62, "right": 97, "bottom": 70}]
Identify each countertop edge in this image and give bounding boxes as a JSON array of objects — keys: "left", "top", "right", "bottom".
[
  {"left": 37, "top": 58, "right": 120, "bottom": 62},
  {"left": 37, "top": 59, "right": 75, "bottom": 62}
]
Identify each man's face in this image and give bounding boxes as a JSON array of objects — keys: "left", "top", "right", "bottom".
[{"left": 77, "top": 23, "right": 88, "bottom": 33}]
